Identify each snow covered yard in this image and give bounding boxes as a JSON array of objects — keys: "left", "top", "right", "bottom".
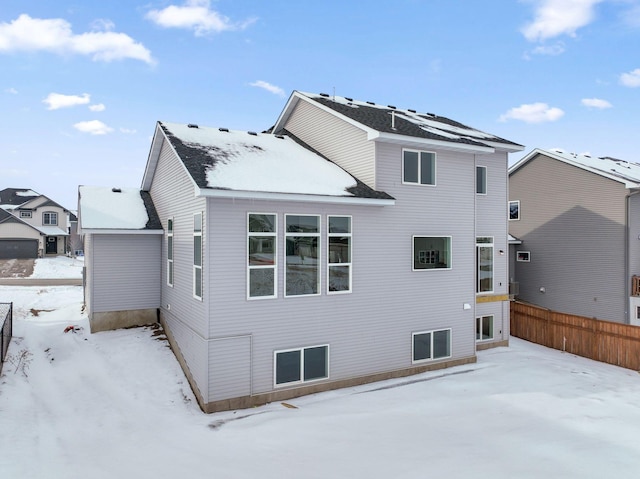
[{"left": 2, "top": 260, "right": 640, "bottom": 478}]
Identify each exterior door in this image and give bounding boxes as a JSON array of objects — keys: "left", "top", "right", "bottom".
[{"left": 46, "top": 236, "right": 57, "bottom": 254}]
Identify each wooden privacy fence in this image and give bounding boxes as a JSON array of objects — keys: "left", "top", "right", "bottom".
[{"left": 511, "top": 301, "right": 640, "bottom": 371}]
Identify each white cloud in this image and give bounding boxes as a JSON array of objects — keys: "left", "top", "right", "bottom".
[
  {"left": 531, "top": 42, "right": 566, "bottom": 55},
  {"left": 249, "top": 80, "right": 285, "bottom": 97},
  {"left": 522, "top": 0, "right": 603, "bottom": 42},
  {"left": 620, "top": 68, "right": 640, "bottom": 87},
  {"left": 581, "top": 97, "right": 612, "bottom": 108},
  {"left": 5, "top": 87, "right": 18, "bottom": 94},
  {"left": 89, "top": 103, "right": 106, "bottom": 112},
  {"left": 43, "top": 92, "right": 90, "bottom": 110},
  {"left": 73, "top": 120, "right": 113, "bottom": 135},
  {"left": 0, "top": 14, "right": 154, "bottom": 64},
  {"left": 119, "top": 128, "right": 137, "bottom": 134},
  {"left": 146, "top": 0, "right": 257, "bottom": 36},
  {"left": 499, "top": 103, "right": 565, "bottom": 123}
]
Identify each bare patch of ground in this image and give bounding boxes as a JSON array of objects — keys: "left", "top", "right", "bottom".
[{"left": 0, "top": 259, "right": 35, "bottom": 278}]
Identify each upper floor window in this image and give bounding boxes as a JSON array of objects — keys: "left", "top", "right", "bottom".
[
  {"left": 509, "top": 200, "right": 520, "bottom": 221},
  {"left": 328, "top": 216, "right": 352, "bottom": 294},
  {"left": 403, "top": 149, "right": 436, "bottom": 186},
  {"left": 167, "top": 218, "right": 174, "bottom": 287},
  {"left": 248, "top": 213, "right": 277, "bottom": 299},
  {"left": 193, "top": 213, "right": 203, "bottom": 300},
  {"left": 20, "top": 211, "right": 32, "bottom": 219},
  {"left": 413, "top": 236, "right": 451, "bottom": 270},
  {"left": 476, "top": 166, "right": 487, "bottom": 194},
  {"left": 476, "top": 237, "right": 493, "bottom": 293},
  {"left": 285, "top": 215, "right": 320, "bottom": 297},
  {"left": 43, "top": 212, "right": 58, "bottom": 225}
]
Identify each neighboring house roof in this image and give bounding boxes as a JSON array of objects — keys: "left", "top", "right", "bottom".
[
  {"left": 143, "top": 122, "right": 395, "bottom": 205},
  {"left": 0, "top": 188, "right": 41, "bottom": 209},
  {"left": 78, "top": 186, "right": 162, "bottom": 234},
  {"left": 510, "top": 148, "right": 640, "bottom": 189},
  {"left": 273, "top": 91, "right": 524, "bottom": 154}
]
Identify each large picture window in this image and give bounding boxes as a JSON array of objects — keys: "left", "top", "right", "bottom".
[
  {"left": 248, "top": 213, "right": 277, "bottom": 299},
  {"left": 285, "top": 215, "right": 320, "bottom": 297},
  {"left": 274, "top": 345, "right": 329, "bottom": 386},
  {"left": 403, "top": 149, "right": 436, "bottom": 185},
  {"left": 476, "top": 237, "right": 493, "bottom": 293},
  {"left": 43, "top": 212, "right": 58, "bottom": 225},
  {"left": 413, "top": 236, "right": 451, "bottom": 270},
  {"left": 328, "top": 216, "right": 351, "bottom": 294},
  {"left": 412, "top": 329, "right": 451, "bottom": 363},
  {"left": 167, "top": 218, "right": 174, "bottom": 287},
  {"left": 476, "top": 315, "right": 494, "bottom": 341},
  {"left": 476, "top": 166, "right": 487, "bottom": 194},
  {"left": 193, "top": 213, "right": 202, "bottom": 300}
]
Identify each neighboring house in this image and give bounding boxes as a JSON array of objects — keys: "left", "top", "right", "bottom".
[
  {"left": 509, "top": 148, "right": 640, "bottom": 325},
  {"left": 80, "top": 91, "right": 523, "bottom": 412},
  {"left": 77, "top": 187, "right": 162, "bottom": 332},
  {"left": 0, "top": 188, "right": 71, "bottom": 259}
]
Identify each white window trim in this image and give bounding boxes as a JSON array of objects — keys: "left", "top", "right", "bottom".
[
  {"left": 412, "top": 328, "right": 452, "bottom": 364},
  {"left": 402, "top": 148, "right": 437, "bottom": 186},
  {"left": 476, "top": 236, "right": 494, "bottom": 294},
  {"left": 273, "top": 344, "right": 330, "bottom": 387},
  {"left": 516, "top": 251, "right": 531, "bottom": 262},
  {"left": 20, "top": 211, "right": 32, "bottom": 218},
  {"left": 193, "top": 212, "right": 203, "bottom": 301},
  {"left": 167, "top": 217, "right": 174, "bottom": 287},
  {"left": 412, "top": 235, "right": 452, "bottom": 271},
  {"left": 284, "top": 214, "right": 321, "bottom": 298},
  {"left": 476, "top": 165, "right": 487, "bottom": 195},
  {"left": 476, "top": 315, "right": 494, "bottom": 342},
  {"left": 247, "top": 212, "right": 277, "bottom": 300},
  {"left": 327, "top": 215, "right": 352, "bottom": 295},
  {"left": 43, "top": 211, "right": 58, "bottom": 226},
  {"left": 509, "top": 200, "right": 520, "bottom": 221}
]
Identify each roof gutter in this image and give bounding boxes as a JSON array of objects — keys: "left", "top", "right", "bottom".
[{"left": 370, "top": 131, "right": 495, "bottom": 154}]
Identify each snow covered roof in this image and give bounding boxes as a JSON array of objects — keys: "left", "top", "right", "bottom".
[
  {"left": 510, "top": 148, "right": 640, "bottom": 188},
  {"left": 0, "top": 188, "right": 41, "bottom": 207},
  {"left": 35, "top": 226, "right": 68, "bottom": 237},
  {"left": 273, "top": 91, "right": 524, "bottom": 154},
  {"left": 156, "top": 122, "right": 394, "bottom": 204},
  {"left": 78, "top": 186, "right": 162, "bottom": 233}
]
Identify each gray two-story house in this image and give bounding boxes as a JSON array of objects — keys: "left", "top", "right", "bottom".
[{"left": 79, "top": 91, "right": 522, "bottom": 412}]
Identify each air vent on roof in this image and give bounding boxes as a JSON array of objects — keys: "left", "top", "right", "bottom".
[
  {"left": 219, "top": 127, "right": 229, "bottom": 132},
  {"left": 427, "top": 112, "right": 436, "bottom": 117},
  {"left": 408, "top": 109, "right": 417, "bottom": 113},
  {"left": 319, "top": 93, "right": 330, "bottom": 97},
  {"left": 388, "top": 105, "right": 396, "bottom": 109},
  {"left": 248, "top": 131, "right": 258, "bottom": 136},
  {"left": 187, "top": 124, "right": 199, "bottom": 129},
  {"left": 345, "top": 97, "right": 353, "bottom": 102},
  {"left": 275, "top": 135, "right": 285, "bottom": 139},
  {"left": 366, "top": 101, "right": 375, "bottom": 105},
  {"left": 112, "top": 188, "right": 121, "bottom": 193}
]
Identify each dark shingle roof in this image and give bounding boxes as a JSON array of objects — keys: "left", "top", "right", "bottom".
[
  {"left": 140, "top": 191, "right": 162, "bottom": 230},
  {"left": 299, "top": 92, "right": 523, "bottom": 150},
  {"left": 0, "top": 188, "right": 40, "bottom": 206}
]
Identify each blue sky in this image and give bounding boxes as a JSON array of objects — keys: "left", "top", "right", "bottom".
[{"left": 2, "top": 0, "right": 640, "bottom": 210}]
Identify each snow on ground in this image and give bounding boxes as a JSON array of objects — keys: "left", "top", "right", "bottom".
[
  {"left": 2, "top": 259, "right": 640, "bottom": 478},
  {"left": 31, "top": 255, "right": 83, "bottom": 278}
]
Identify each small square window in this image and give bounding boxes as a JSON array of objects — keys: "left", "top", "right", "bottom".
[
  {"left": 517, "top": 251, "right": 530, "bottom": 262},
  {"left": 413, "top": 236, "right": 451, "bottom": 270},
  {"left": 476, "top": 315, "right": 494, "bottom": 341},
  {"left": 403, "top": 150, "right": 436, "bottom": 186},
  {"left": 275, "top": 345, "right": 329, "bottom": 386},
  {"left": 413, "top": 329, "right": 451, "bottom": 363}
]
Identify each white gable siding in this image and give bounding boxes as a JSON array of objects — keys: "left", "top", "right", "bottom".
[
  {"left": 0, "top": 222, "right": 41, "bottom": 241},
  {"left": 283, "top": 100, "right": 376, "bottom": 188},
  {"left": 510, "top": 154, "right": 627, "bottom": 322},
  {"left": 90, "top": 234, "right": 160, "bottom": 312}
]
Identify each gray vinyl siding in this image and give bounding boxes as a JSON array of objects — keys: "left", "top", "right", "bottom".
[
  {"left": 509, "top": 154, "right": 628, "bottom": 322},
  {"left": 283, "top": 100, "right": 377, "bottom": 188},
  {"left": 202, "top": 140, "right": 478, "bottom": 399},
  {"left": 148, "top": 137, "right": 209, "bottom": 399},
  {"left": 84, "top": 234, "right": 94, "bottom": 314},
  {"left": 89, "top": 234, "right": 161, "bottom": 313},
  {"left": 628, "top": 194, "right": 640, "bottom": 289}
]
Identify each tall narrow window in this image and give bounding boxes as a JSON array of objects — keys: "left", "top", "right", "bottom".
[
  {"left": 167, "top": 218, "right": 174, "bottom": 287},
  {"left": 476, "top": 166, "right": 487, "bottom": 194},
  {"left": 403, "top": 150, "right": 436, "bottom": 185},
  {"left": 285, "top": 215, "right": 320, "bottom": 297},
  {"left": 476, "top": 237, "right": 493, "bottom": 293},
  {"left": 328, "top": 216, "right": 351, "bottom": 294},
  {"left": 509, "top": 200, "right": 520, "bottom": 220},
  {"left": 193, "top": 213, "right": 202, "bottom": 300},
  {"left": 248, "top": 213, "right": 277, "bottom": 299},
  {"left": 476, "top": 315, "right": 494, "bottom": 341}
]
